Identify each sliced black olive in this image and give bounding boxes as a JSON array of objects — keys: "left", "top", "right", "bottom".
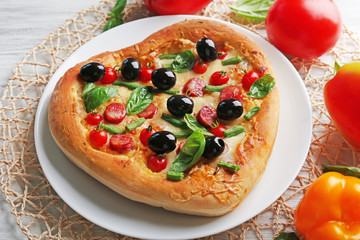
[
  {"left": 80, "top": 62, "right": 106, "bottom": 82},
  {"left": 152, "top": 68, "right": 176, "bottom": 90},
  {"left": 167, "top": 95, "right": 194, "bottom": 117},
  {"left": 147, "top": 131, "right": 177, "bottom": 154},
  {"left": 121, "top": 57, "right": 141, "bottom": 81},
  {"left": 202, "top": 136, "right": 225, "bottom": 159},
  {"left": 196, "top": 38, "right": 218, "bottom": 62},
  {"left": 217, "top": 98, "right": 243, "bottom": 120}
]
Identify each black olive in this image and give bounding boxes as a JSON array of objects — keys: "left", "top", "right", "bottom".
[
  {"left": 167, "top": 95, "right": 194, "bottom": 117},
  {"left": 196, "top": 38, "right": 218, "bottom": 62},
  {"left": 147, "top": 131, "right": 177, "bottom": 154},
  {"left": 121, "top": 57, "right": 141, "bottom": 81},
  {"left": 151, "top": 68, "right": 176, "bottom": 90},
  {"left": 202, "top": 136, "right": 225, "bottom": 159},
  {"left": 217, "top": 98, "right": 243, "bottom": 120},
  {"left": 80, "top": 62, "right": 106, "bottom": 82}
]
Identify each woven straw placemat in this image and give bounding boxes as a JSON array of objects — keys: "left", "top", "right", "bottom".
[{"left": 1, "top": 0, "right": 359, "bottom": 239}]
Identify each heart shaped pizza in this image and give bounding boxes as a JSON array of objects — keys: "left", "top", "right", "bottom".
[{"left": 48, "top": 19, "right": 279, "bottom": 216}]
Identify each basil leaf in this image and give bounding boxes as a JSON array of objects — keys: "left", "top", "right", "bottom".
[
  {"left": 104, "top": 17, "right": 124, "bottom": 32},
  {"left": 82, "top": 83, "right": 96, "bottom": 98},
  {"left": 322, "top": 165, "right": 360, "bottom": 178},
  {"left": 173, "top": 130, "right": 193, "bottom": 139},
  {"left": 103, "top": 0, "right": 126, "bottom": 31},
  {"left": 170, "top": 130, "right": 206, "bottom": 172},
  {"left": 170, "top": 50, "right": 196, "bottom": 73},
  {"left": 184, "top": 114, "right": 213, "bottom": 136},
  {"left": 230, "top": 0, "right": 275, "bottom": 21},
  {"left": 126, "top": 86, "right": 154, "bottom": 115},
  {"left": 247, "top": 74, "right": 275, "bottom": 98},
  {"left": 83, "top": 86, "right": 118, "bottom": 113},
  {"left": 113, "top": 80, "right": 142, "bottom": 89},
  {"left": 274, "top": 232, "right": 299, "bottom": 240},
  {"left": 111, "top": 0, "right": 126, "bottom": 15}
]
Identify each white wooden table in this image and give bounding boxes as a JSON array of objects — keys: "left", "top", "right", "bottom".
[{"left": 0, "top": 0, "right": 359, "bottom": 239}]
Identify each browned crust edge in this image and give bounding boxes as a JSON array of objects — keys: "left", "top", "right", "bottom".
[{"left": 48, "top": 19, "right": 280, "bottom": 216}]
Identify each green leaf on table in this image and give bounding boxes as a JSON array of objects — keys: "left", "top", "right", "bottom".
[
  {"left": 274, "top": 232, "right": 299, "bottom": 240},
  {"left": 230, "top": 0, "right": 275, "bottom": 21},
  {"left": 103, "top": 0, "right": 127, "bottom": 31}
]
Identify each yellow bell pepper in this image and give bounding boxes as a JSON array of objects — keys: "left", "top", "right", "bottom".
[{"left": 294, "top": 172, "right": 360, "bottom": 240}]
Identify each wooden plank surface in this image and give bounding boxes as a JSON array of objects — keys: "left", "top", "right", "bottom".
[{"left": 0, "top": 0, "right": 359, "bottom": 239}]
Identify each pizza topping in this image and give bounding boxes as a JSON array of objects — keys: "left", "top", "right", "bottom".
[
  {"left": 110, "top": 134, "right": 134, "bottom": 152},
  {"left": 100, "top": 67, "right": 118, "bottom": 84},
  {"left": 137, "top": 103, "right": 158, "bottom": 119},
  {"left": 104, "top": 103, "right": 127, "bottom": 124},
  {"left": 83, "top": 85, "right": 118, "bottom": 113},
  {"left": 173, "top": 130, "right": 193, "bottom": 139},
  {"left": 217, "top": 99, "right": 244, "bottom": 120},
  {"left": 86, "top": 113, "right": 103, "bottom": 125},
  {"left": 196, "top": 38, "right": 218, "bottom": 62},
  {"left": 221, "top": 56, "right": 243, "bottom": 66},
  {"left": 209, "top": 124, "right": 227, "bottom": 138},
  {"left": 217, "top": 50, "right": 227, "bottom": 60},
  {"left": 139, "top": 64, "right": 154, "bottom": 83},
  {"left": 159, "top": 54, "right": 177, "bottom": 59},
  {"left": 244, "top": 106, "right": 261, "bottom": 121},
  {"left": 202, "top": 136, "right": 225, "bottom": 159},
  {"left": 176, "top": 139, "right": 187, "bottom": 154},
  {"left": 147, "top": 131, "right": 177, "bottom": 154},
  {"left": 182, "top": 78, "right": 206, "bottom": 97},
  {"left": 139, "top": 126, "right": 156, "bottom": 147},
  {"left": 121, "top": 57, "right": 141, "bottom": 81},
  {"left": 151, "top": 68, "right": 177, "bottom": 90},
  {"left": 217, "top": 161, "right": 240, "bottom": 172},
  {"left": 204, "top": 84, "right": 231, "bottom": 92},
  {"left": 147, "top": 154, "right": 168, "bottom": 172},
  {"left": 113, "top": 80, "right": 179, "bottom": 95},
  {"left": 170, "top": 50, "right": 196, "bottom": 73},
  {"left": 167, "top": 95, "right": 194, "bottom": 117},
  {"left": 125, "top": 118, "right": 146, "bottom": 131},
  {"left": 219, "top": 86, "right": 243, "bottom": 101},
  {"left": 223, "top": 125, "right": 245, "bottom": 138},
  {"left": 193, "top": 60, "right": 208, "bottom": 74},
  {"left": 184, "top": 114, "right": 213, "bottom": 136},
  {"left": 161, "top": 113, "right": 188, "bottom": 129},
  {"left": 99, "top": 123, "right": 125, "bottom": 134},
  {"left": 80, "top": 62, "right": 106, "bottom": 83},
  {"left": 167, "top": 171, "right": 184, "bottom": 181},
  {"left": 126, "top": 86, "right": 154, "bottom": 115},
  {"left": 247, "top": 74, "right": 275, "bottom": 98},
  {"left": 89, "top": 129, "right": 108, "bottom": 147},
  {"left": 209, "top": 71, "right": 230, "bottom": 86},
  {"left": 197, "top": 106, "right": 218, "bottom": 128},
  {"left": 169, "top": 130, "right": 205, "bottom": 174},
  {"left": 241, "top": 71, "right": 260, "bottom": 91}
]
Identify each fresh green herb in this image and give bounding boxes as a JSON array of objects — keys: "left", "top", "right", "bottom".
[
  {"left": 221, "top": 56, "right": 242, "bottom": 66},
  {"left": 244, "top": 106, "right": 261, "bottom": 121},
  {"left": 218, "top": 161, "right": 240, "bottom": 172},
  {"left": 274, "top": 232, "right": 299, "bottom": 240},
  {"left": 167, "top": 171, "right": 184, "bottom": 181},
  {"left": 104, "top": 0, "right": 127, "bottom": 31},
  {"left": 170, "top": 50, "right": 196, "bottom": 73},
  {"left": 113, "top": 80, "right": 142, "bottom": 89},
  {"left": 230, "top": 0, "right": 275, "bottom": 21},
  {"left": 159, "top": 54, "right": 177, "bottom": 60},
  {"left": 204, "top": 84, "right": 230, "bottom": 92},
  {"left": 83, "top": 86, "right": 118, "bottom": 113},
  {"left": 334, "top": 59, "right": 342, "bottom": 75},
  {"left": 223, "top": 126, "right": 245, "bottom": 138},
  {"left": 125, "top": 118, "right": 146, "bottom": 131},
  {"left": 173, "top": 130, "right": 193, "bottom": 139},
  {"left": 151, "top": 88, "right": 180, "bottom": 95},
  {"left": 170, "top": 130, "right": 206, "bottom": 172},
  {"left": 161, "top": 113, "right": 189, "bottom": 130},
  {"left": 322, "top": 165, "right": 360, "bottom": 178},
  {"left": 99, "top": 123, "right": 125, "bottom": 134},
  {"left": 82, "top": 83, "right": 96, "bottom": 97},
  {"left": 247, "top": 74, "right": 275, "bottom": 98},
  {"left": 126, "top": 86, "right": 154, "bottom": 115},
  {"left": 184, "top": 114, "right": 213, "bottom": 136}
]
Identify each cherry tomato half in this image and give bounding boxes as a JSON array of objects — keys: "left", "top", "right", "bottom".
[
  {"left": 241, "top": 71, "right": 260, "bottom": 91},
  {"left": 86, "top": 113, "right": 103, "bottom": 125},
  {"left": 209, "top": 71, "right": 229, "bottom": 86},
  {"left": 209, "top": 124, "right": 227, "bottom": 138},
  {"left": 217, "top": 50, "right": 227, "bottom": 60},
  {"left": 147, "top": 154, "right": 167, "bottom": 172},
  {"left": 100, "top": 67, "right": 117, "bottom": 84},
  {"left": 139, "top": 66, "right": 154, "bottom": 83},
  {"left": 265, "top": 0, "right": 342, "bottom": 59},
  {"left": 89, "top": 129, "right": 107, "bottom": 147},
  {"left": 139, "top": 126, "right": 156, "bottom": 147},
  {"left": 193, "top": 60, "right": 208, "bottom": 74},
  {"left": 144, "top": 0, "right": 213, "bottom": 15}
]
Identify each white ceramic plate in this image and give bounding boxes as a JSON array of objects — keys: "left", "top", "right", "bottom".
[{"left": 34, "top": 15, "right": 312, "bottom": 240}]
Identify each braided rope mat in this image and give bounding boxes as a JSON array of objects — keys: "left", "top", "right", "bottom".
[{"left": 1, "top": 0, "right": 359, "bottom": 239}]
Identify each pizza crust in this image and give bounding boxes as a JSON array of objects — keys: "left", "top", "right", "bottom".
[{"left": 48, "top": 19, "right": 279, "bottom": 216}]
